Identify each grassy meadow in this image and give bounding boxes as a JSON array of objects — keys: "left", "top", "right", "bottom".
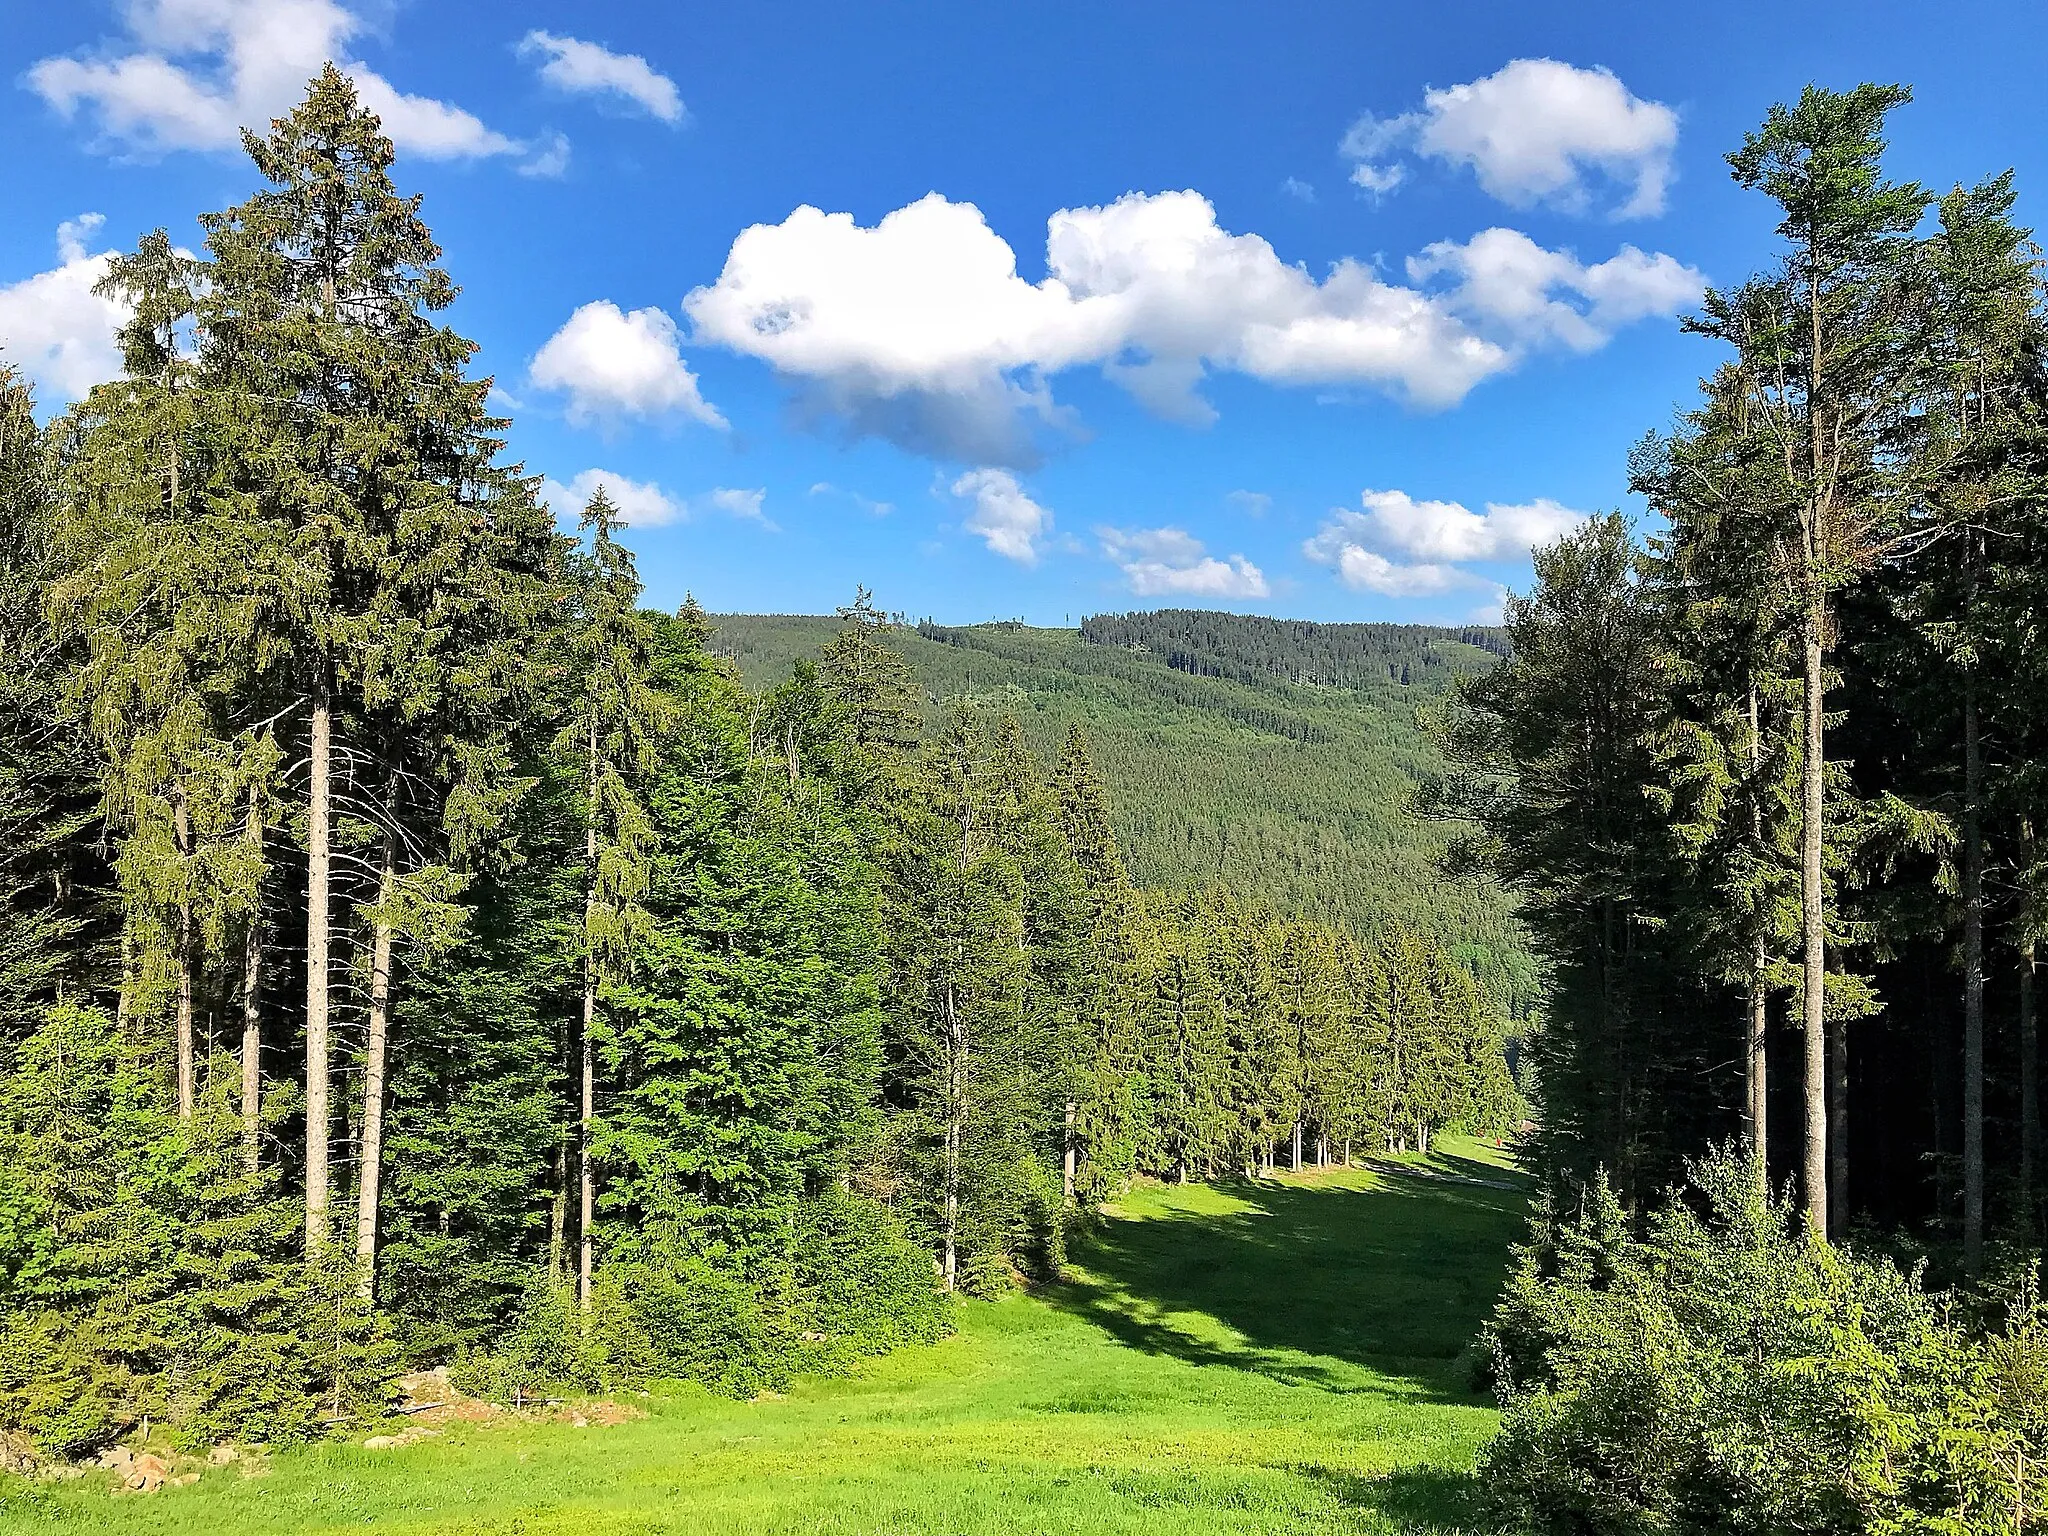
[{"left": 2, "top": 1138, "right": 1527, "bottom": 1536}]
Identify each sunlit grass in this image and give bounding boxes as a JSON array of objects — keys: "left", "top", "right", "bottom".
[{"left": 4, "top": 1135, "right": 1527, "bottom": 1535}]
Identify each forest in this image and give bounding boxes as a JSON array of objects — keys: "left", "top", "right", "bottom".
[
  {"left": 1446, "top": 82, "right": 2048, "bottom": 1535},
  {"left": 1077, "top": 609, "right": 1510, "bottom": 691},
  {"left": 710, "top": 608, "right": 1534, "bottom": 1010},
  {"left": 0, "top": 67, "right": 1519, "bottom": 1458}
]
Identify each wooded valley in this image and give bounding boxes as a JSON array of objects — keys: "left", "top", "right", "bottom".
[
  {"left": 0, "top": 68, "right": 1519, "bottom": 1457},
  {"left": 10, "top": 56, "right": 2048, "bottom": 1536}
]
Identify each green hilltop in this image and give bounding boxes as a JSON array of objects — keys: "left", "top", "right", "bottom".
[{"left": 707, "top": 607, "right": 1533, "bottom": 1010}]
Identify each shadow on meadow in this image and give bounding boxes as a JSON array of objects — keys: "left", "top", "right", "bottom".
[{"left": 1051, "top": 1164, "right": 1528, "bottom": 1403}]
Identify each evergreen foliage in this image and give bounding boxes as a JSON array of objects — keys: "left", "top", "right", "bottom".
[
  {"left": 1482, "top": 1148, "right": 2048, "bottom": 1536},
  {"left": 712, "top": 611, "right": 1536, "bottom": 1013},
  {"left": 1436, "top": 83, "right": 2048, "bottom": 1270}
]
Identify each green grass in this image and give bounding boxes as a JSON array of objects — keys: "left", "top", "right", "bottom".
[{"left": 4, "top": 1136, "right": 1527, "bottom": 1535}]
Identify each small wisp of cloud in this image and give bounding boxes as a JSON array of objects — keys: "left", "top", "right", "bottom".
[{"left": 518, "top": 32, "right": 686, "bottom": 124}]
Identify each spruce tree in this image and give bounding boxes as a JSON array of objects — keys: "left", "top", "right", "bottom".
[
  {"left": 561, "top": 488, "right": 672, "bottom": 1310},
  {"left": 1726, "top": 84, "right": 1929, "bottom": 1237},
  {"left": 192, "top": 66, "right": 562, "bottom": 1272},
  {"left": 1907, "top": 173, "right": 2045, "bottom": 1271}
]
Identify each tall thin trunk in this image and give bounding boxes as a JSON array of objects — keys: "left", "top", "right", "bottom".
[
  {"left": 306, "top": 677, "right": 332, "bottom": 1257},
  {"left": 1962, "top": 674, "right": 1986, "bottom": 1275},
  {"left": 355, "top": 835, "right": 397, "bottom": 1301},
  {"left": 1062, "top": 1097, "right": 1077, "bottom": 1202},
  {"left": 941, "top": 981, "right": 963, "bottom": 1293},
  {"left": 1799, "top": 228, "right": 1831, "bottom": 1242},
  {"left": 579, "top": 962, "right": 595, "bottom": 1312},
  {"left": 1800, "top": 616, "right": 1829, "bottom": 1238},
  {"left": 2022, "top": 934, "right": 2040, "bottom": 1230},
  {"left": 1290, "top": 1120, "right": 1302, "bottom": 1172},
  {"left": 1746, "top": 684, "right": 1769, "bottom": 1189},
  {"left": 241, "top": 917, "right": 262, "bottom": 1174},
  {"left": 117, "top": 921, "right": 134, "bottom": 1031},
  {"left": 241, "top": 785, "right": 264, "bottom": 1176},
  {"left": 1829, "top": 1015, "right": 1849, "bottom": 1235},
  {"left": 579, "top": 714, "right": 599, "bottom": 1315},
  {"left": 549, "top": 1135, "right": 568, "bottom": 1285},
  {"left": 176, "top": 789, "right": 194, "bottom": 1121},
  {"left": 1748, "top": 952, "right": 1770, "bottom": 1184}
]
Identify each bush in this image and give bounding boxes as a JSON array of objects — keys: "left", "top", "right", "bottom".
[
  {"left": 1479, "top": 1148, "right": 2048, "bottom": 1535},
  {"left": 458, "top": 1191, "right": 950, "bottom": 1402}
]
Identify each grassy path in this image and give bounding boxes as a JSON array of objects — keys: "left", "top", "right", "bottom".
[{"left": 3, "top": 1140, "right": 1527, "bottom": 1535}]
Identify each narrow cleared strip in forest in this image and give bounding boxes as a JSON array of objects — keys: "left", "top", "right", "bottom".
[{"left": 8, "top": 1136, "right": 1527, "bottom": 1536}]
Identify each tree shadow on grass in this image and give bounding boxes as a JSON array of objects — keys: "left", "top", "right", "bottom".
[
  {"left": 1048, "top": 1168, "right": 1528, "bottom": 1403},
  {"left": 1302, "top": 1463, "right": 1499, "bottom": 1534}
]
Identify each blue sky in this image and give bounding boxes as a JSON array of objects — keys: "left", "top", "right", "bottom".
[{"left": 5, "top": 1, "right": 2046, "bottom": 625}]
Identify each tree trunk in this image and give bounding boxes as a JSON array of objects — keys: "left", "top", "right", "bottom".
[
  {"left": 1062, "top": 1097, "right": 1077, "bottom": 1202},
  {"left": 1290, "top": 1120, "right": 1302, "bottom": 1173},
  {"left": 176, "top": 788, "right": 194, "bottom": 1121},
  {"left": 355, "top": 837, "right": 397, "bottom": 1302},
  {"left": 941, "top": 982, "right": 963, "bottom": 1294},
  {"left": 579, "top": 714, "right": 599, "bottom": 1315},
  {"left": 2023, "top": 934, "right": 2040, "bottom": 1232},
  {"left": 1800, "top": 614, "right": 1829, "bottom": 1239},
  {"left": 1748, "top": 953, "right": 1769, "bottom": 1190},
  {"left": 305, "top": 678, "right": 333, "bottom": 1257},
  {"left": 241, "top": 935, "right": 262, "bottom": 1176},
  {"left": 1746, "top": 683, "right": 1769, "bottom": 1191},
  {"left": 241, "top": 782, "right": 264, "bottom": 1176},
  {"left": 550, "top": 1135, "right": 568, "bottom": 1286},
  {"left": 1962, "top": 676, "right": 1986, "bottom": 1276}
]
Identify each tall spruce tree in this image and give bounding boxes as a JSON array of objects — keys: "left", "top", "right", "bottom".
[
  {"left": 561, "top": 488, "right": 671, "bottom": 1310},
  {"left": 1907, "top": 173, "right": 2045, "bottom": 1272},
  {"left": 1725, "top": 84, "right": 1929, "bottom": 1236}
]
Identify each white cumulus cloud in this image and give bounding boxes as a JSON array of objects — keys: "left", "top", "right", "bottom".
[
  {"left": 539, "top": 468, "right": 683, "bottom": 528},
  {"left": 29, "top": 0, "right": 538, "bottom": 166},
  {"left": 1099, "top": 526, "right": 1268, "bottom": 598},
  {"left": 680, "top": 189, "right": 1696, "bottom": 465},
  {"left": 1351, "top": 488, "right": 1587, "bottom": 562},
  {"left": 1304, "top": 488, "right": 1589, "bottom": 598},
  {"left": 950, "top": 468, "right": 1050, "bottom": 564},
  {"left": 1342, "top": 59, "right": 1679, "bottom": 219},
  {"left": 0, "top": 216, "right": 129, "bottom": 404},
  {"left": 529, "top": 300, "right": 726, "bottom": 429},
  {"left": 518, "top": 31, "right": 684, "bottom": 124},
  {"left": 1409, "top": 228, "right": 1703, "bottom": 351}
]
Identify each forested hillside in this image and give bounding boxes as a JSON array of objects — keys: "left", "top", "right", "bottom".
[
  {"left": 1079, "top": 609, "right": 1509, "bottom": 690},
  {"left": 710, "top": 611, "right": 1531, "bottom": 1009}
]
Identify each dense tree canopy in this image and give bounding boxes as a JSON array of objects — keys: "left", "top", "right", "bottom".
[{"left": 1437, "top": 81, "right": 2048, "bottom": 1276}]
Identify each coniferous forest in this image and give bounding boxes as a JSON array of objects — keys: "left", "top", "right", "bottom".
[
  {"left": 10, "top": 51, "right": 2048, "bottom": 1536},
  {"left": 0, "top": 69, "right": 1518, "bottom": 1456},
  {"left": 1444, "top": 83, "right": 2048, "bottom": 1534}
]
